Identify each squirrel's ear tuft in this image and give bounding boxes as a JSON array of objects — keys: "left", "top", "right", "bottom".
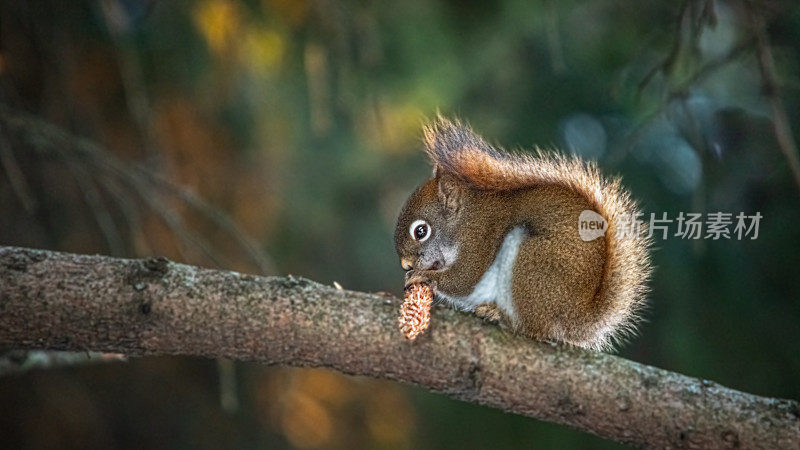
[
  {"left": 423, "top": 116, "right": 475, "bottom": 163},
  {"left": 422, "top": 116, "right": 459, "bottom": 155},
  {"left": 423, "top": 116, "right": 502, "bottom": 179},
  {"left": 435, "top": 169, "right": 463, "bottom": 216}
]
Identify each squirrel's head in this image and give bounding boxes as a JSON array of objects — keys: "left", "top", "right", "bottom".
[{"left": 394, "top": 170, "right": 465, "bottom": 274}]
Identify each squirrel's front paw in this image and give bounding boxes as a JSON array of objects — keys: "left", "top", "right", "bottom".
[{"left": 474, "top": 303, "right": 503, "bottom": 325}]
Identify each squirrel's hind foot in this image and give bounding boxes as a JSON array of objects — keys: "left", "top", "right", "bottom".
[{"left": 474, "top": 303, "right": 503, "bottom": 326}]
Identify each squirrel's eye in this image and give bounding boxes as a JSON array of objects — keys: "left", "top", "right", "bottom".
[{"left": 409, "top": 219, "right": 431, "bottom": 242}]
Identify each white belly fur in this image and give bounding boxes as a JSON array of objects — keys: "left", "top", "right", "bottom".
[{"left": 436, "top": 226, "right": 526, "bottom": 322}]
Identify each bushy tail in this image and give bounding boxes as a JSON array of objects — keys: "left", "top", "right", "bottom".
[{"left": 423, "top": 117, "right": 652, "bottom": 349}]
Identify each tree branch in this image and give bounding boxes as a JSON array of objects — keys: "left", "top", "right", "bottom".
[{"left": 0, "top": 246, "right": 797, "bottom": 448}]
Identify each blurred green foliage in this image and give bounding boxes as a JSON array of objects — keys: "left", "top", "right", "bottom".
[{"left": 0, "top": 0, "right": 799, "bottom": 448}]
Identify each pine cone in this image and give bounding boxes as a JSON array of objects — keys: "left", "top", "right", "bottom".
[{"left": 399, "top": 282, "right": 433, "bottom": 340}]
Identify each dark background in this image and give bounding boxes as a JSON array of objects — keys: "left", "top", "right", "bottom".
[{"left": 0, "top": 0, "right": 798, "bottom": 448}]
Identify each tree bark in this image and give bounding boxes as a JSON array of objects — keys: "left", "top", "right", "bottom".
[{"left": 0, "top": 246, "right": 797, "bottom": 449}]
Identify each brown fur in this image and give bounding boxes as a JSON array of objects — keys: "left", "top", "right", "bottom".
[{"left": 395, "top": 117, "right": 652, "bottom": 351}]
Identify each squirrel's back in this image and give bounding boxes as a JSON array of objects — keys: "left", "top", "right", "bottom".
[{"left": 424, "top": 117, "right": 652, "bottom": 350}]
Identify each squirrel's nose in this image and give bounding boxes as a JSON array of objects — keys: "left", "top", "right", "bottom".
[{"left": 402, "top": 257, "right": 442, "bottom": 271}]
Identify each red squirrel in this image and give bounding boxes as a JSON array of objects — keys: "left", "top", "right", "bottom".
[{"left": 394, "top": 118, "right": 651, "bottom": 350}]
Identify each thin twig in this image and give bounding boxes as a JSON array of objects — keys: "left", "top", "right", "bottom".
[
  {"left": 99, "top": 0, "right": 160, "bottom": 161},
  {"left": 608, "top": 38, "right": 754, "bottom": 166},
  {"left": 0, "top": 349, "right": 126, "bottom": 376},
  {"left": 81, "top": 149, "right": 225, "bottom": 267},
  {"left": 128, "top": 178, "right": 229, "bottom": 268},
  {"left": 73, "top": 140, "right": 228, "bottom": 267},
  {"left": 98, "top": 172, "right": 154, "bottom": 256},
  {"left": 135, "top": 168, "right": 276, "bottom": 274},
  {"left": 636, "top": 0, "right": 691, "bottom": 99},
  {"left": 0, "top": 104, "right": 275, "bottom": 274},
  {"left": 59, "top": 151, "right": 127, "bottom": 256},
  {"left": 544, "top": 0, "right": 566, "bottom": 74},
  {"left": 745, "top": 0, "right": 800, "bottom": 197},
  {"left": 0, "top": 125, "right": 37, "bottom": 213}
]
